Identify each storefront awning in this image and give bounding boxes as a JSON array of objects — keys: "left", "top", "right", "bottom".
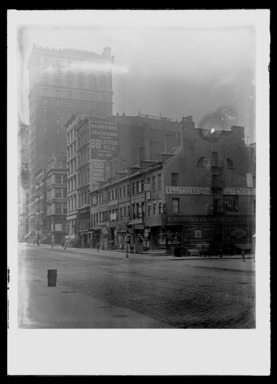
[{"left": 236, "top": 243, "right": 253, "bottom": 250}]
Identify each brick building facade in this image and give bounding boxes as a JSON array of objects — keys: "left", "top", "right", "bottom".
[{"left": 87, "top": 121, "right": 255, "bottom": 253}]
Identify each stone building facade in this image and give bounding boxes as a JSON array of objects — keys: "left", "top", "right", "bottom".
[
  {"left": 27, "top": 45, "right": 114, "bottom": 236},
  {"left": 46, "top": 153, "right": 67, "bottom": 244},
  {"left": 18, "top": 120, "right": 30, "bottom": 242}
]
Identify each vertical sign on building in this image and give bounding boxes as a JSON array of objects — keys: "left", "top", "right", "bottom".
[{"left": 90, "top": 121, "right": 119, "bottom": 190}]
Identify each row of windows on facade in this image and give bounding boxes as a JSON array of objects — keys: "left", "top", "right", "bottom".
[
  {"left": 67, "top": 194, "right": 77, "bottom": 213},
  {"left": 93, "top": 175, "right": 163, "bottom": 204},
  {"left": 37, "top": 88, "right": 109, "bottom": 101},
  {"left": 88, "top": 196, "right": 240, "bottom": 225},
  {"left": 42, "top": 71, "right": 110, "bottom": 91},
  {"left": 47, "top": 203, "right": 67, "bottom": 215},
  {"left": 90, "top": 201, "right": 164, "bottom": 226},
  {"left": 68, "top": 160, "right": 77, "bottom": 177},
  {"left": 67, "top": 144, "right": 77, "bottom": 160},
  {"left": 47, "top": 187, "right": 67, "bottom": 199},
  {"left": 43, "top": 99, "right": 107, "bottom": 112},
  {"left": 68, "top": 175, "right": 77, "bottom": 192},
  {"left": 67, "top": 130, "right": 77, "bottom": 145},
  {"left": 47, "top": 174, "right": 67, "bottom": 185}
]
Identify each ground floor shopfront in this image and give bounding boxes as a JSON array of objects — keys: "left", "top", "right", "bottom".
[
  {"left": 73, "top": 214, "right": 255, "bottom": 253},
  {"left": 164, "top": 214, "right": 255, "bottom": 253}
]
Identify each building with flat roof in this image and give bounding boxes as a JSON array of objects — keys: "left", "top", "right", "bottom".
[
  {"left": 87, "top": 121, "right": 255, "bottom": 254},
  {"left": 27, "top": 45, "right": 114, "bottom": 235}
]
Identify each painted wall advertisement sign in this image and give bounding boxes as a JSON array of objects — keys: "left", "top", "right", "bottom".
[
  {"left": 90, "top": 121, "right": 119, "bottom": 190},
  {"left": 165, "top": 186, "right": 211, "bottom": 195},
  {"left": 223, "top": 187, "right": 256, "bottom": 196},
  {"left": 90, "top": 121, "right": 119, "bottom": 160}
]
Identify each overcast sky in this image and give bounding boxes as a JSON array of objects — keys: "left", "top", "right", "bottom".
[{"left": 15, "top": 11, "right": 260, "bottom": 143}]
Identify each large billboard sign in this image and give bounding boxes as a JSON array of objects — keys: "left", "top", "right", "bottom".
[
  {"left": 90, "top": 121, "right": 119, "bottom": 160},
  {"left": 90, "top": 121, "right": 119, "bottom": 191}
]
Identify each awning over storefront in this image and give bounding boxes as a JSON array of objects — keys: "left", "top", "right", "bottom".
[{"left": 236, "top": 242, "right": 253, "bottom": 250}]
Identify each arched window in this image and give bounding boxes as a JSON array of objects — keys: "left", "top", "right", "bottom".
[
  {"left": 227, "top": 158, "right": 234, "bottom": 168},
  {"left": 197, "top": 157, "right": 204, "bottom": 167}
]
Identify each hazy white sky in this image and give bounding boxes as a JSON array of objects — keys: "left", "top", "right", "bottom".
[{"left": 15, "top": 11, "right": 262, "bottom": 143}]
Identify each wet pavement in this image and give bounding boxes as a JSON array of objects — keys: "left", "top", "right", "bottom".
[{"left": 16, "top": 243, "right": 256, "bottom": 329}]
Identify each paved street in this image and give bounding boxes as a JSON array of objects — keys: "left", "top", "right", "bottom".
[{"left": 17, "top": 244, "right": 256, "bottom": 329}]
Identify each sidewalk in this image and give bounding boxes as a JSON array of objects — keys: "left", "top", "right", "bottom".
[
  {"left": 25, "top": 243, "right": 255, "bottom": 273},
  {"left": 18, "top": 271, "right": 170, "bottom": 328}
]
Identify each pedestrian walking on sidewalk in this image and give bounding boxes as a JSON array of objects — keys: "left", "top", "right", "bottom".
[
  {"left": 97, "top": 241, "right": 100, "bottom": 252},
  {"left": 64, "top": 241, "right": 67, "bottom": 251},
  {"left": 242, "top": 250, "right": 246, "bottom": 262}
]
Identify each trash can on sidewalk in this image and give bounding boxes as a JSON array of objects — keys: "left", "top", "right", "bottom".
[
  {"left": 47, "top": 269, "right": 57, "bottom": 287},
  {"left": 174, "top": 247, "right": 182, "bottom": 257}
]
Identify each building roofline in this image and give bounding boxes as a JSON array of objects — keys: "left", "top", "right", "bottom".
[{"left": 89, "top": 162, "right": 164, "bottom": 194}]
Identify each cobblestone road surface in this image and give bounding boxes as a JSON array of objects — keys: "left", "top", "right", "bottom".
[{"left": 18, "top": 245, "right": 255, "bottom": 328}]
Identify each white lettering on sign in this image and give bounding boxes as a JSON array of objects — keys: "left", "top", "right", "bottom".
[
  {"left": 223, "top": 187, "right": 256, "bottom": 196},
  {"left": 90, "top": 159, "right": 105, "bottom": 183},
  {"left": 90, "top": 121, "right": 119, "bottom": 159},
  {"left": 165, "top": 186, "right": 211, "bottom": 195}
]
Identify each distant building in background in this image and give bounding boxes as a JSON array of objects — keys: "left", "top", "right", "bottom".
[
  {"left": 18, "top": 119, "right": 29, "bottom": 242},
  {"left": 113, "top": 112, "right": 181, "bottom": 167},
  {"left": 27, "top": 45, "right": 114, "bottom": 238}
]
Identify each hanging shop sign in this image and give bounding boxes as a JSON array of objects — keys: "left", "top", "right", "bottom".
[
  {"left": 223, "top": 187, "right": 256, "bottom": 196},
  {"left": 165, "top": 186, "right": 211, "bottom": 195}
]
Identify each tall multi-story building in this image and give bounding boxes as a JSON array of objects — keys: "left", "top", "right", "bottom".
[
  {"left": 18, "top": 119, "right": 29, "bottom": 242},
  {"left": 34, "top": 168, "right": 47, "bottom": 242},
  {"left": 46, "top": 153, "right": 67, "bottom": 244},
  {"left": 27, "top": 45, "right": 114, "bottom": 235},
  {"left": 65, "top": 114, "right": 79, "bottom": 239}
]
